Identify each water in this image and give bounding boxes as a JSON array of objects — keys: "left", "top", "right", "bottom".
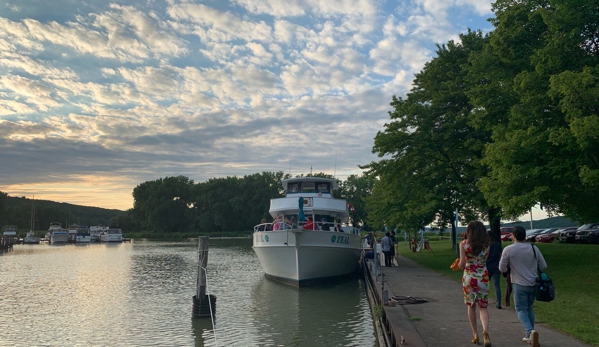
[{"left": 0, "top": 239, "right": 376, "bottom": 347}]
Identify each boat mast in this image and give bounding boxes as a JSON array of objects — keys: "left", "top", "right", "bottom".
[{"left": 30, "top": 196, "right": 35, "bottom": 232}]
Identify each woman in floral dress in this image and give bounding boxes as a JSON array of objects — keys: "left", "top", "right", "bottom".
[{"left": 459, "top": 220, "right": 492, "bottom": 346}]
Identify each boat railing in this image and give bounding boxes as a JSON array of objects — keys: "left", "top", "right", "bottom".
[{"left": 253, "top": 221, "right": 358, "bottom": 233}]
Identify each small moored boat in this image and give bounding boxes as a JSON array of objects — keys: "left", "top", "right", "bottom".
[
  {"left": 24, "top": 198, "right": 40, "bottom": 244},
  {"left": 49, "top": 222, "right": 68, "bottom": 244},
  {"left": 100, "top": 226, "right": 123, "bottom": 242},
  {"left": 75, "top": 225, "right": 91, "bottom": 243},
  {"left": 89, "top": 226, "right": 104, "bottom": 242}
]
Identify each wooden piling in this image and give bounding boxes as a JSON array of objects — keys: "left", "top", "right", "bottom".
[{"left": 193, "top": 236, "right": 216, "bottom": 318}]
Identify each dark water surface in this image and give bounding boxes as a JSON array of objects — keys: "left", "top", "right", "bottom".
[{"left": 0, "top": 239, "right": 376, "bottom": 346}]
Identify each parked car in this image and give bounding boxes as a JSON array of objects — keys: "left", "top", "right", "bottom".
[
  {"left": 575, "top": 223, "right": 599, "bottom": 244},
  {"left": 536, "top": 229, "right": 562, "bottom": 243},
  {"left": 526, "top": 228, "right": 555, "bottom": 242},
  {"left": 500, "top": 227, "right": 516, "bottom": 241},
  {"left": 557, "top": 227, "right": 579, "bottom": 243}
]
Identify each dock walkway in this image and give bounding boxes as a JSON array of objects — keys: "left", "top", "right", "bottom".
[{"left": 366, "top": 254, "right": 590, "bottom": 347}]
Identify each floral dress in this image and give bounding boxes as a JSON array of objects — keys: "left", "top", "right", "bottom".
[{"left": 461, "top": 239, "right": 490, "bottom": 308}]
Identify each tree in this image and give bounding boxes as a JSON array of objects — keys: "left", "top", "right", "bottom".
[
  {"left": 338, "top": 174, "right": 375, "bottom": 229},
  {"left": 132, "top": 176, "right": 195, "bottom": 232},
  {"left": 0, "top": 191, "right": 8, "bottom": 226},
  {"left": 364, "top": 30, "right": 503, "bottom": 243},
  {"left": 469, "top": 0, "right": 599, "bottom": 222}
]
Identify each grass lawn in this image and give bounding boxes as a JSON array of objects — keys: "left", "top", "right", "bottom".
[{"left": 396, "top": 239, "right": 599, "bottom": 346}]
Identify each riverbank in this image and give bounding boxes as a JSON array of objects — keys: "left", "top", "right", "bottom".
[
  {"left": 364, "top": 251, "right": 593, "bottom": 347},
  {"left": 389, "top": 240, "right": 599, "bottom": 346}
]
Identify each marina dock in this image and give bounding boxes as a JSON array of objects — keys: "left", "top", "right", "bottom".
[{"left": 363, "top": 254, "right": 590, "bottom": 347}]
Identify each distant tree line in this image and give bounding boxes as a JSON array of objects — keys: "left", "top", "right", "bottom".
[
  {"left": 131, "top": 172, "right": 375, "bottom": 234},
  {"left": 362, "top": 0, "right": 599, "bottom": 243},
  {"left": 0, "top": 172, "right": 374, "bottom": 236},
  {"left": 0, "top": 192, "right": 127, "bottom": 233}
]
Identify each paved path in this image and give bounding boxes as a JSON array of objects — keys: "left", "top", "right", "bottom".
[{"left": 371, "top": 254, "right": 591, "bottom": 347}]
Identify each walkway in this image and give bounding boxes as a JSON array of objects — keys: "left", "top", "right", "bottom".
[{"left": 367, "top": 254, "right": 591, "bottom": 347}]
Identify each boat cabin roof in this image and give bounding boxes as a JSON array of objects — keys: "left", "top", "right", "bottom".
[{"left": 282, "top": 177, "right": 338, "bottom": 193}]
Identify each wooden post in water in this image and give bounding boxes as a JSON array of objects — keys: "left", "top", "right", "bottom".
[{"left": 193, "top": 236, "right": 216, "bottom": 318}]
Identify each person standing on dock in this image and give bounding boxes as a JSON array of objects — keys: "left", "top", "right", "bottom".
[
  {"left": 458, "top": 220, "right": 492, "bottom": 347},
  {"left": 381, "top": 232, "right": 393, "bottom": 267}
]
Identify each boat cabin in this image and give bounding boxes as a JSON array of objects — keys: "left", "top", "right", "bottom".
[{"left": 282, "top": 177, "right": 337, "bottom": 197}]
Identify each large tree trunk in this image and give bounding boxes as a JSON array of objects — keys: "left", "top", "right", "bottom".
[{"left": 488, "top": 207, "right": 501, "bottom": 244}]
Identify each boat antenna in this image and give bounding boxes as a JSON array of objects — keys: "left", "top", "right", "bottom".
[
  {"left": 288, "top": 152, "right": 291, "bottom": 176},
  {"left": 310, "top": 165, "right": 313, "bottom": 176},
  {"left": 334, "top": 150, "right": 337, "bottom": 177}
]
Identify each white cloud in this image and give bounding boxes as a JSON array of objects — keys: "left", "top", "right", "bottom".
[
  {"left": 0, "top": 51, "right": 78, "bottom": 80},
  {"left": 0, "top": 100, "right": 36, "bottom": 116},
  {"left": 233, "top": 0, "right": 377, "bottom": 19},
  {"left": 0, "top": 0, "right": 494, "bottom": 209},
  {"left": 167, "top": 3, "right": 273, "bottom": 43},
  {"left": 93, "top": 4, "right": 188, "bottom": 58},
  {"left": 0, "top": 75, "right": 62, "bottom": 112},
  {"left": 118, "top": 65, "right": 180, "bottom": 96}
]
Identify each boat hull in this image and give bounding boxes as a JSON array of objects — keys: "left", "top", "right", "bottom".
[
  {"left": 24, "top": 237, "right": 40, "bottom": 244},
  {"left": 50, "top": 233, "right": 68, "bottom": 244},
  {"left": 76, "top": 233, "right": 91, "bottom": 243},
  {"left": 100, "top": 234, "right": 122, "bottom": 242},
  {"left": 253, "top": 229, "right": 361, "bottom": 286}
]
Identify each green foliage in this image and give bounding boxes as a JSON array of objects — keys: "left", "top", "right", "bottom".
[
  {"left": 0, "top": 194, "right": 126, "bottom": 232},
  {"left": 364, "top": 30, "right": 504, "bottom": 240},
  {"left": 338, "top": 174, "right": 375, "bottom": 229},
  {"left": 132, "top": 172, "right": 288, "bottom": 233},
  {"left": 470, "top": 0, "right": 599, "bottom": 223},
  {"left": 366, "top": 0, "right": 599, "bottom": 231}
]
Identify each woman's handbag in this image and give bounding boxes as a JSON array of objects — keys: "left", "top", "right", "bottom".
[
  {"left": 532, "top": 245, "right": 555, "bottom": 302},
  {"left": 450, "top": 258, "right": 460, "bottom": 271}
]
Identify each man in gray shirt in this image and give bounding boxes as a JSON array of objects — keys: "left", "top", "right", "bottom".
[{"left": 499, "top": 226, "right": 547, "bottom": 347}]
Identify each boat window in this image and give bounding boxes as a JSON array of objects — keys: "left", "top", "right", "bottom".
[
  {"left": 317, "top": 183, "right": 330, "bottom": 193},
  {"left": 288, "top": 183, "right": 300, "bottom": 193},
  {"left": 301, "top": 183, "right": 315, "bottom": 193}
]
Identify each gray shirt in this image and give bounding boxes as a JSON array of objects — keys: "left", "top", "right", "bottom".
[{"left": 499, "top": 242, "right": 547, "bottom": 286}]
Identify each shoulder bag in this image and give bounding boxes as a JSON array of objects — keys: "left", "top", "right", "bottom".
[
  {"left": 450, "top": 258, "right": 460, "bottom": 271},
  {"left": 532, "top": 244, "right": 555, "bottom": 302}
]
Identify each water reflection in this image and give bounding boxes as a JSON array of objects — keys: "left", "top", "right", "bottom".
[{"left": 0, "top": 239, "right": 374, "bottom": 347}]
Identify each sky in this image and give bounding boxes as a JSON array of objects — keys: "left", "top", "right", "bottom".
[{"left": 1, "top": 0, "right": 551, "bottom": 220}]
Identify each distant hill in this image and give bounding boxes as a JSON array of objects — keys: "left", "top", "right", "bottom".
[
  {"left": 1, "top": 195, "right": 125, "bottom": 231},
  {"left": 502, "top": 216, "right": 579, "bottom": 230},
  {"left": 431, "top": 216, "right": 580, "bottom": 233}
]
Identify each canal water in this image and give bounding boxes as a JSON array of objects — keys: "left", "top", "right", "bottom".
[{"left": 0, "top": 239, "right": 376, "bottom": 347}]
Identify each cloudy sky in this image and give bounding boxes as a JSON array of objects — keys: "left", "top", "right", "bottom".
[{"left": 0, "top": 0, "right": 502, "bottom": 213}]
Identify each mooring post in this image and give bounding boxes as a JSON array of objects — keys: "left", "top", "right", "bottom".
[
  {"left": 193, "top": 236, "right": 216, "bottom": 318},
  {"left": 196, "top": 236, "right": 208, "bottom": 298}
]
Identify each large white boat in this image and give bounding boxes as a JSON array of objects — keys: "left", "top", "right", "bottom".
[
  {"left": 252, "top": 177, "right": 362, "bottom": 286},
  {"left": 75, "top": 225, "right": 91, "bottom": 243},
  {"left": 48, "top": 222, "right": 68, "bottom": 244},
  {"left": 100, "top": 226, "right": 123, "bottom": 242}
]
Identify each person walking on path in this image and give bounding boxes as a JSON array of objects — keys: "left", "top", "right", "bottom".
[
  {"left": 458, "top": 220, "right": 492, "bottom": 346},
  {"left": 499, "top": 226, "right": 547, "bottom": 347},
  {"left": 381, "top": 232, "right": 393, "bottom": 267},
  {"left": 390, "top": 230, "right": 398, "bottom": 265},
  {"left": 487, "top": 229, "right": 503, "bottom": 309}
]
